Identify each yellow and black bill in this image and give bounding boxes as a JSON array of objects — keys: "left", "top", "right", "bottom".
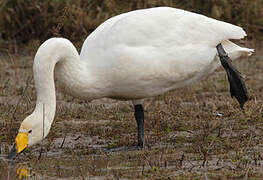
[{"left": 8, "top": 132, "right": 29, "bottom": 159}]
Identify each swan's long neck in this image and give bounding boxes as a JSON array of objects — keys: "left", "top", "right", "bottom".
[{"left": 32, "top": 38, "right": 80, "bottom": 138}]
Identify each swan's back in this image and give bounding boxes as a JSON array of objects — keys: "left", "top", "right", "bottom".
[{"left": 80, "top": 7, "right": 246, "bottom": 60}]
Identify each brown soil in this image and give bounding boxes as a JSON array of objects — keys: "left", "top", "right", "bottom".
[{"left": 1, "top": 41, "right": 263, "bottom": 179}]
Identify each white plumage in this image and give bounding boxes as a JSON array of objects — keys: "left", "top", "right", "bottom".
[{"left": 12, "top": 7, "right": 254, "bottom": 151}]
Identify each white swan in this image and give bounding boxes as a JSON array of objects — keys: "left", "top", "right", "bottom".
[{"left": 8, "top": 7, "right": 253, "bottom": 157}]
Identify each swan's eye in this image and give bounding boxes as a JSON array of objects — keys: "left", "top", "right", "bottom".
[{"left": 28, "top": 130, "right": 32, "bottom": 134}]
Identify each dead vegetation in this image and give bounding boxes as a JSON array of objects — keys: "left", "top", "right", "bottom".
[
  {"left": 0, "top": 1, "right": 263, "bottom": 178},
  {"left": 0, "top": 43, "right": 263, "bottom": 178},
  {"left": 0, "top": 0, "right": 262, "bottom": 52}
]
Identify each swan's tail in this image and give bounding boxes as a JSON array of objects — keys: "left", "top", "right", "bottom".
[{"left": 221, "top": 40, "right": 254, "bottom": 60}]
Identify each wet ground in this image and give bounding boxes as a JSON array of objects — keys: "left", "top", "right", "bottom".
[{"left": 1, "top": 41, "right": 263, "bottom": 179}]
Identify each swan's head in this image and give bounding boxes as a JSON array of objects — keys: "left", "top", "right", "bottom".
[{"left": 8, "top": 114, "right": 44, "bottom": 158}]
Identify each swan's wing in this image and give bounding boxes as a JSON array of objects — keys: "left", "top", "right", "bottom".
[{"left": 80, "top": 7, "right": 246, "bottom": 60}]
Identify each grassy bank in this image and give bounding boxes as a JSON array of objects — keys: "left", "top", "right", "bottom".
[{"left": 0, "top": 0, "right": 262, "bottom": 51}]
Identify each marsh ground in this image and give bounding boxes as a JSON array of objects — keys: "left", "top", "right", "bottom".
[{"left": 0, "top": 41, "right": 263, "bottom": 179}]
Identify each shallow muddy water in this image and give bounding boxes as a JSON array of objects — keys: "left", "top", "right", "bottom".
[
  {"left": 0, "top": 145, "right": 143, "bottom": 179},
  {"left": 1, "top": 43, "right": 263, "bottom": 179}
]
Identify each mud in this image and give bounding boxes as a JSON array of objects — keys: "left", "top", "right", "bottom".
[{"left": 1, "top": 42, "right": 263, "bottom": 179}]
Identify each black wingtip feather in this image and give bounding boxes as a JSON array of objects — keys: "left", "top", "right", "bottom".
[{"left": 216, "top": 44, "right": 249, "bottom": 109}]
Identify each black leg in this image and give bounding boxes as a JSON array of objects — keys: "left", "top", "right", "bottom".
[
  {"left": 134, "top": 104, "right": 144, "bottom": 148},
  {"left": 103, "top": 104, "right": 145, "bottom": 152},
  {"left": 216, "top": 43, "right": 248, "bottom": 109}
]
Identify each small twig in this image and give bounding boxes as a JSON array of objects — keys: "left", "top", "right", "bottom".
[
  {"left": 187, "top": 159, "right": 196, "bottom": 172},
  {"left": 43, "top": 103, "right": 45, "bottom": 139},
  {"left": 60, "top": 136, "right": 66, "bottom": 149},
  {"left": 141, "top": 164, "right": 145, "bottom": 176},
  {"left": 179, "top": 153, "right": 185, "bottom": 167},
  {"left": 37, "top": 103, "right": 46, "bottom": 161},
  {"left": 142, "top": 152, "right": 153, "bottom": 169},
  {"left": 158, "top": 148, "right": 164, "bottom": 167},
  {"left": 74, "top": 136, "right": 81, "bottom": 141},
  {"left": 11, "top": 76, "right": 33, "bottom": 119},
  {"left": 245, "top": 166, "right": 251, "bottom": 180},
  {"left": 204, "top": 171, "right": 209, "bottom": 180},
  {"left": 244, "top": 130, "right": 254, "bottom": 152},
  {"left": 7, "top": 51, "right": 18, "bottom": 84},
  {"left": 38, "top": 147, "right": 43, "bottom": 161},
  {"left": 143, "top": 134, "right": 149, "bottom": 150}
]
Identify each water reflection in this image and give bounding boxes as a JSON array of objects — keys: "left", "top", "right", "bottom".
[
  {"left": 0, "top": 155, "right": 30, "bottom": 180},
  {"left": 16, "top": 165, "right": 29, "bottom": 179},
  {"left": 0, "top": 143, "right": 143, "bottom": 179}
]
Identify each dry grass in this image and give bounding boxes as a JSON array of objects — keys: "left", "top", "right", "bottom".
[
  {"left": 0, "top": 1, "right": 263, "bottom": 178},
  {"left": 0, "top": 0, "right": 262, "bottom": 52},
  {"left": 0, "top": 42, "right": 263, "bottom": 179}
]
